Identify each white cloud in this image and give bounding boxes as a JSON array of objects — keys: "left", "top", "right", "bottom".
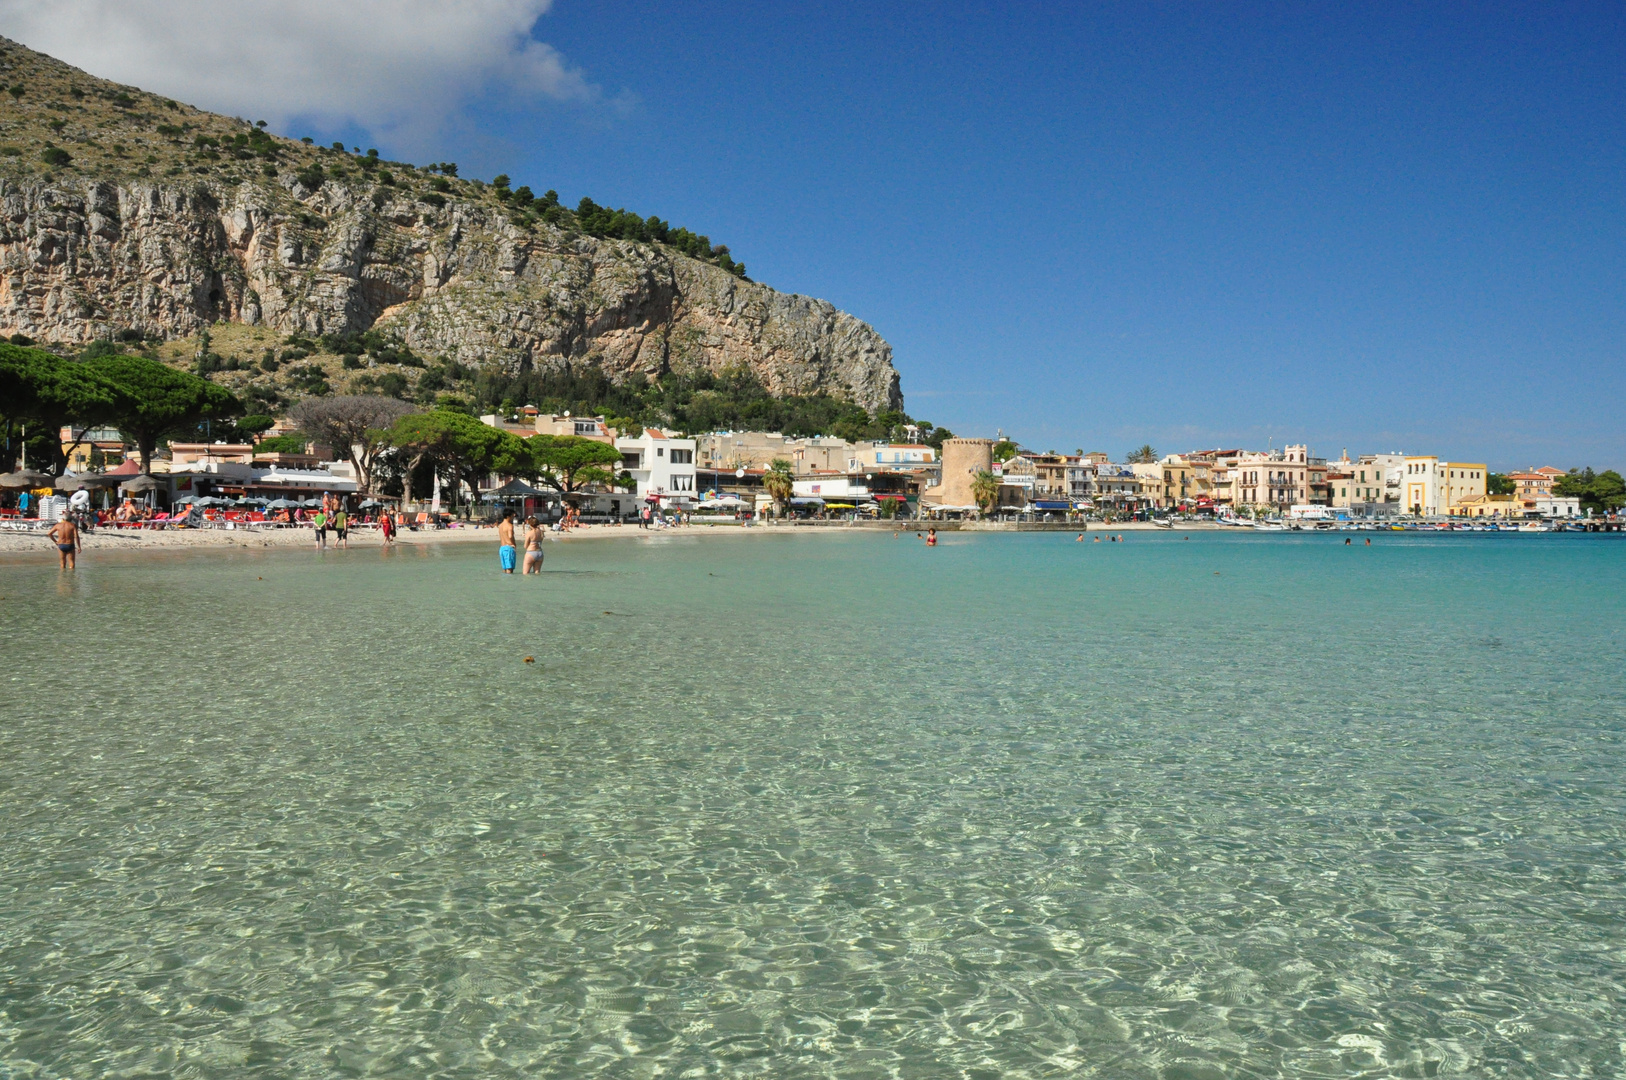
[{"left": 0, "top": 0, "right": 600, "bottom": 137}]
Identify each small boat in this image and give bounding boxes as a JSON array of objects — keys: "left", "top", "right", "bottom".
[{"left": 1253, "top": 520, "right": 1287, "bottom": 531}]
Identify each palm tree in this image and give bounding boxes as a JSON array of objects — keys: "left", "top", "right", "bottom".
[
  {"left": 1127, "top": 444, "right": 1159, "bottom": 464},
  {"left": 970, "top": 469, "right": 999, "bottom": 515},
  {"left": 762, "top": 458, "right": 794, "bottom": 516}
]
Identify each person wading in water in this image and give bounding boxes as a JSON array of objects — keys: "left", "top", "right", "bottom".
[
  {"left": 522, "top": 516, "right": 546, "bottom": 574},
  {"left": 48, "top": 515, "right": 79, "bottom": 570},
  {"left": 496, "top": 509, "right": 517, "bottom": 573}
]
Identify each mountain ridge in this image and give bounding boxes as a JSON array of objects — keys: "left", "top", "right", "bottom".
[{"left": 0, "top": 37, "right": 902, "bottom": 413}]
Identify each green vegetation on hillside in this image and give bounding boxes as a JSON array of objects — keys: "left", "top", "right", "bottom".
[
  {"left": 0, "top": 38, "right": 749, "bottom": 280},
  {"left": 474, "top": 366, "right": 949, "bottom": 446}
]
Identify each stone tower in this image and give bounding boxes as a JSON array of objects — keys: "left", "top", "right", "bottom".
[{"left": 937, "top": 438, "right": 995, "bottom": 508}]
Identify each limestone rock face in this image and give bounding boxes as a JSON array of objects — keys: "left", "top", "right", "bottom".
[{"left": 0, "top": 177, "right": 902, "bottom": 413}]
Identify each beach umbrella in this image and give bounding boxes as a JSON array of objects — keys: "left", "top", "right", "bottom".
[
  {"left": 55, "top": 473, "right": 120, "bottom": 491},
  {"left": 0, "top": 469, "right": 54, "bottom": 490},
  {"left": 117, "top": 475, "right": 165, "bottom": 494},
  {"left": 265, "top": 498, "right": 297, "bottom": 509}
]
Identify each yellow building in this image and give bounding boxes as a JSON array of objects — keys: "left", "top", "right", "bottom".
[
  {"left": 1455, "top": 493, "right": 1518, "bottom": 518},
  {"left": 1402, "top": 457, "right": 1487, "bottom": 516}
]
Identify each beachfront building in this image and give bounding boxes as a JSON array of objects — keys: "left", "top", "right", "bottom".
[
  {"left": 168, "top": 442, "right": 257, "bottom": 467},
  {"left": 1229, "top": 445, "right": 1313, "bottom": 510},
  {"left": 1090, "top": 464, "right": 1149, "bottom": 511},
  {"left": 59, "top": 425, "right": 133, "bottom": 471},
  {"left": 1067, "top": 456, "right": 1094, "bottom": 501},
  {"left": 1536, "top": 495, "right": 1583, "bottom": 519},
  {"left": 1144, "top": 455, "right": 1201, "bottom": 508},
  {"left": 1508, "top": 467, "right": 1567, "bottom": 516},
  {"left": 1456, "top": 493, "right": 1519, "bottom": 518},
  {"left": 535, "top": 414, "right": 617, "bottom": 443},
  {"left": 1129, "top": 463, "right": 1164, "bottom": 507},
  {"left": 792, "top": 473, "right": 871, "bottom": 506},
  {"left": 992, "top": 455, "right": 1036, "bottom": 509},
  {"left": 925, "top": 437, "right": 995, "bottom": 512},
  {"left": 615, "top": 428, "right": 697, "bottom": 509},
  {"left": 861, "top": 443, "right": 939, "bottom": 511},
  {"left": 1402, "top": 457, "right": 1487, "bottom": 516},
  {"left": 694, "top": 432, "right": 866, "bottom": 477},
  {"left": 1326, "top": 454, "right": 1392, "bottom": 509},
  {"left": 1308, "top": 456, "right": 1330, "bottom": 505}
]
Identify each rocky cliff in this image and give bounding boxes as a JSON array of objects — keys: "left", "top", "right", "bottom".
[{"left": 0, "top": 39, "right": 902, "bottom": 413}]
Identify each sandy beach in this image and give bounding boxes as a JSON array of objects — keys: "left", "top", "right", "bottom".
[{"left": 0, "top": 518, "right": 1204, "bottom": 558}]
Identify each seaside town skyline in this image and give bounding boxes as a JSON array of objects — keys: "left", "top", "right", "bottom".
[{"left": 39, "top": 405, "right": 1613, "bottom": 525}]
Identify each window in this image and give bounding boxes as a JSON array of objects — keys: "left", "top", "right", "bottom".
[
  {"left": 670, "top": 474, "right": 694, "bottom": 491},
  {"left": 670, "top": 448, "right": 693, "bottom": 464},
  {"left": 657, "top": 446, "right": 665, "bottom": 458},
  {"left": 573, "top": 420, "right": 598, "bottom": 436},
  {"left": 621, "top": 452, "right": 641, "bottom": 470}
]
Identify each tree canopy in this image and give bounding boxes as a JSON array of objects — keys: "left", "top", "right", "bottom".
[
  {"left": 473, "top": 365, "right": 942, "bottom": 446},
  {"left": 971, "top": 470, "right": 1000, "bottom": 512},
  {"left": 1127, "top": 445, "right": 1159, "bottom": 464},
  {"left": 81, "top": 354, "right": 241, "bottom": 472},
  {"left": 251, "top": 434, "right": 309, "bottom": 455},
  {"left": 0, "top": 343, "right": 128, "bottom": 472},
  {"left": 762, "top": 458, "right": 794, "bottom": 510},
  {"left": 289, "top": 394, "right": 416, "bottom": 493},
  {"left": 526, "top": 435, "right": 624, "bottom": 492},
  {"left": 378, "top": 407, "right": 526, "bottom": 510},
  {"left": 1554, "top": 468, "right": 1626, "bottom": 514}
]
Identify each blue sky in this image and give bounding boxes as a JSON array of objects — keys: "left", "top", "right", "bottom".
[{"left": 16, "top": 1, "right": 1622, "bottom": 467}]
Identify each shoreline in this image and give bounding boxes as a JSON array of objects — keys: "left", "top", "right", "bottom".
[
  {"left": 9, "top": 518, "right": 1590, "bottom": 561},
  {"left": 0, "top": 518, "right": 1204, "bottom": 560}
]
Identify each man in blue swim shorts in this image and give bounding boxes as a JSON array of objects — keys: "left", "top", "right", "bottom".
[{"left": 496, "top": 508, "right": 517, "bottom": 573}]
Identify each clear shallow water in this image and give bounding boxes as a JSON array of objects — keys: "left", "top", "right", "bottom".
[{"left": 1, "top": 531, "right": 1623, "bottom": 1079}]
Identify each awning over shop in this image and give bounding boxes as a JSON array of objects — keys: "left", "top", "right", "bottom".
[{"left": 482, "top": 478, "right": 557, "bottom": 499}]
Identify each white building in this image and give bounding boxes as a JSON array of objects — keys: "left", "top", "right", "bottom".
[
  {"left": 1402, "top": 457, "right": 1487, "bottom": 516},
  {"left": 791, "top": 475, "right": 870, "bottom": 502},
  {"left": 1536, "top": 495, "right": 1582, "bottom": 519},
  {"left": 615, "top": 428, "right": 697, "bottom": 507}
]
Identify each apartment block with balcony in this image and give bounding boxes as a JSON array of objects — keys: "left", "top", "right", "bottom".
[{"left": 615, "top": 428, "right": 698, "bottom": 506}]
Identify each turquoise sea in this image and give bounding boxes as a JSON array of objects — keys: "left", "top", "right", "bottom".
[{"left": 1, "top": 530, "right": 1623, "bottom": 1079}]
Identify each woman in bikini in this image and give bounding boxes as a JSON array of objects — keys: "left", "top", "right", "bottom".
[{"left": 522, "top": 516, "right": 546, "bottom": 574}]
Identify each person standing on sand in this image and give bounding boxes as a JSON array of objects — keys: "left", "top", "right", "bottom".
[
  {"left": 380, "top": 511, "right": 395, "bottom": 545},
  {"left": 496, "top": 508, "right": 517, "bottom": 573},
  {"left": 522, "top": 516, "right": 545, "bottom": 574},
  {"left": 47, "top": 515, "right": 79, "bottom": 570}
]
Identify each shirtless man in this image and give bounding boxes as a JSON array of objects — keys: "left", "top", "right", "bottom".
[
  {"left": 496, "top": 509, "right": 517, "bottom": 573},
  {"left": 48, "top": 515, "right": 79, "bottom": 570},
  {"left": 522, "top": 516, "right": 546, "bottom": 574}
]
